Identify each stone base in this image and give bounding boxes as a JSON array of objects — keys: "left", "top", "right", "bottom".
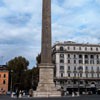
[
  {"left": 33, "top": 91, "right": 61, "bottom": 97},
  {"left": 33, "top": 64, "right": 61, "bottom": 97}
]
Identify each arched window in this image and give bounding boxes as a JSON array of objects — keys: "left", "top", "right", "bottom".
[
  {"left": 68, "top": 54, "right": 70, "bottom": 58},
  {"left": 3, "top": 80, "right": 6, "bottom": 84},
  {"left": 79, "top": 54, "right": 82, "bottom": 58},
  {"left": 4, "top": 74, "right": 6, "bottom": 78},
  {"left": 60, "top": 46, "right": 64, "bottom": 51},
  {"left": 60, "top": 54, "right": 64, "bottom": 58},
  {"left": 91, "top": 47, "right": 93, "bottom": 51}
]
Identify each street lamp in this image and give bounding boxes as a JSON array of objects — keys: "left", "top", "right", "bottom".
[{"left": 10, "top": 70, "right": 13, "bottom": 93}]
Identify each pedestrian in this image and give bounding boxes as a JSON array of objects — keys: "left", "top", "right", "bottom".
[{"left": 16, "top": 89, "right": 19, "bottom": 98}]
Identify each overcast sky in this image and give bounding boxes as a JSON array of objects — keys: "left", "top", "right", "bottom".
[{"left": 0, "top": 0, "right": 100, "bottom": 69}]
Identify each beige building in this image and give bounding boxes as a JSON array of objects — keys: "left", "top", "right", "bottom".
[
  {"left": 52, "top": 41, "right": 100, "bottom": 94},
  {"left": 0, "top": 65, "right": 9, "bottom": 94}
]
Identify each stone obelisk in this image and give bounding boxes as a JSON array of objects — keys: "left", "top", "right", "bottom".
[{"left": 34, "top": 0, "right": 61, "bottom": 97}]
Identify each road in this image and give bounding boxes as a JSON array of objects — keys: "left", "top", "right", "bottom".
[{"left": 0, "top": 95, "right": 100, "bottom": 100}]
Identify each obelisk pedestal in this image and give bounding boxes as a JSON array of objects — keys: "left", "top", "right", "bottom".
[{"left": 33, "top": 0, "right": 61, "bottom": 97}]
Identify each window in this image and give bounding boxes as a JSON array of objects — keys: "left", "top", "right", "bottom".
[
  {"left": 68, "top": 46, "right": 70, "bottom": 50},
  {"left": 79, "top": 55, "right": 82, "bottom": 58},
  {"left": 73, "top": 47, "right": 75, "bottom": 50},
  {"left": 68, "top": 60, "right": 70, "bottom": 64},
  {"left": 90, "top": 60, "right": 94, "bottom": 64},
  {"left": 4, "top": 74, "right": 6, "bottom": 78},
  {"left": 60, "top": 54, "right": 64, "bottom": 58},
  {"left": 68, "top": 73, "right": 70, "bottom": 77},
  {"left": 97, "top": 73, "right": 99, "bottom": 78},
  {"left": 86, "top": 73, "right": 88, "bottom": 78},
  {"left": 74, "top": 73, "right": 76, "bottom": 77},
  {"left": 3, "top": 80, "right": 6, "bottom": 84},
  {"left": 68, "top": 54, "right": 70, "bottom": 58},
  {"left": 96, "top": 48, "right": 98, "bottom": 51},
  {"left": 60, "top": 66, "right": 64, "bottom": 70},
  {"left": 79, "top": 47, "right": 81, "bottom": 50},
  {"left": 85, "top": 60, "right": 88, "bottom": 64},
  {"left": 91, "top": 73, "right": 94, "bottom": 78},
  {"left": 74, "top": 60, "right": 76, "bottom": 64},
  {"left": 60, "top": 47, "right": 64, "bottom": 51},
  {"left": 68, "top": 66, "right": 70, "bottom": 70},
  {"left": 90, "top": 55, "right": 94, "bottom": 59},
  {"left": 97, "top": 67, "right": 99, "bottom": 71},
  {"left": 74, "top": 55, "right": 76, "bottom": 58},
  {"left": 85, "top": 66, "right": 88, "bottom": 71},
  {"left": 74, "top": 66, "right": 76, "bottom": 71},
  {"left": 79, "top": 60, "right": 83, "bottom": 64},
  {"left": 80, "top": 73, "right": 82, "bottom": 77},
  {"left": 97, "top": 55, "right": 99, "bottom": 59},
  {"left": 60, "top": 59, "right": 64, "bottom": 63},
  {"left": 91, "top": 47, "right": 93, "bottom": 51},
  {"left": 85, "top": 55, "right": 88, "bottom": 59},
  {"left": 61, "top": 73, "right": 63, "bottom": 77},
  {"left": 97, "top": 60, "right": 100, "bottom": 64},
  {"left": 91, "top": 67, "right": 94, "bottom": 71}
]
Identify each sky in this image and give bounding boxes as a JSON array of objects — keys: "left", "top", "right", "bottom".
[{"left": 0, "top": 0, "right": 100, "bottom": 69}]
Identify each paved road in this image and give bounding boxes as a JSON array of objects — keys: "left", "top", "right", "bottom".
[{"left": 0, "top": 95, "right": 100, "bottom": 100}]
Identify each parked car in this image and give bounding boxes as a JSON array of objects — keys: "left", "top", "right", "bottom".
[{"left": 6, "top": 91, "right": 11, "bottom": 95}]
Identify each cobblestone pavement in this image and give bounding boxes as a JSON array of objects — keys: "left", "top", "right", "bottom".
[{"left": 0, "top": 95, "right": 100, "bottom": 100}]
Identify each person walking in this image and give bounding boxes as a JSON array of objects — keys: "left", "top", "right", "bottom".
[{"left": 16, "top": 89, "right": 19, "bottom": 98}]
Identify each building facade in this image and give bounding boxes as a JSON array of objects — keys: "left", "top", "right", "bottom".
[
  {"left": 52, "top": 41, "right": 100, "bottom": 94},
  {"left": 0, "top": 65, "right": 9, "bottom": 94}
]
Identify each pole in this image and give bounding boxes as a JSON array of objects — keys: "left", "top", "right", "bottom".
[
  {"left": 10, "top": 70, "right": 14, "bottom": 98},
  {"left": 10, "top": 70, "right": 13, "bottom": 93}
]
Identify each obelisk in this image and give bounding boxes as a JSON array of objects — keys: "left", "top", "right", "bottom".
[{"left": 34, "top": 0, "right": 61, "bottom": 97}]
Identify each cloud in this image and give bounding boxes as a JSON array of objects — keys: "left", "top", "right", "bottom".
[
  {"left": 4, "top": 13, "right": 32, "bottom": 27},
  {"left": 0, "top": 0, "right": 100, "bottom": 68}
]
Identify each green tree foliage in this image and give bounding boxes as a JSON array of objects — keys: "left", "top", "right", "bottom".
[
  {"left": 36, "top": 54, "right": 41, "bottom": 65},
  {"left": 7, "top": 56, "right": 29, "bottom": 91},
  {"left": 31, "top": 67, "right": 39, "bottom": 90}
]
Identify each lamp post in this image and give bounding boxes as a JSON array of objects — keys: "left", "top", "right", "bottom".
[{"left": 10, "top": 70, "right": 13, "bottom": 93}]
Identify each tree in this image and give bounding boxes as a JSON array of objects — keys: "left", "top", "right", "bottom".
[
  {"left": 31, "top": 67, "right": 39, "bottom": 90},
  {"left": 7, "top": 56, "right": 29, "bottom": 91},
  {"left": 36, "top": 54, "right": 41, "bottom": 65}
]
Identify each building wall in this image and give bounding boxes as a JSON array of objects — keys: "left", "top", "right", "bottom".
[
  {"left": 52, "top": 41, "right": 100, "bottom": 91},
  {"left": 0, "top": 71, "right": 9, "bottom": 94}
]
